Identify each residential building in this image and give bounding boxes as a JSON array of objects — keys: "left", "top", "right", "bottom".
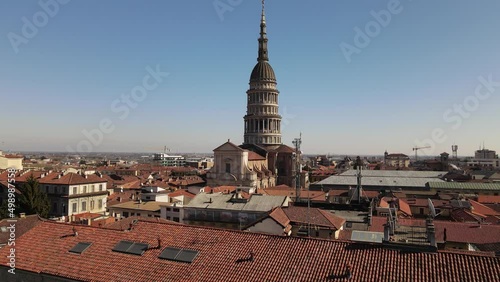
[
  {"left": 184, "top": 191, "right": 289, "bottom": 229},
  {"left": 14, "top": 171, "right": 109, "bottom": 219},
  {"left": 108, "top": 201, "right": 162, "bottom": 219},
  {"left": 468, "top": 148, "right": 499, "bottom": 168},
  {"left": 160, "top": 203, "right": 183, "bottom": 223},
  {"left": 384, "top": 151, "right": 410, "bottom": 168},
  {"left": 0, "top": 150, "right": 23, "bottom": 170},
  {"left": 186, "top": 157, "right": 214, "bottom": 170},
  {"left": 153, "top": 153, "right": 186, "bottom": 167},
  {"left": 246, "top": 206, "right": 346, "bottom": 239}
]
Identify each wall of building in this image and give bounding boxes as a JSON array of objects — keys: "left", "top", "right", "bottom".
[
  {"left": 246, "top": 218, "right": 286, "bottom": 236},
  {"left": 0, "top": 156, "right": 23, "bottom": 170}
]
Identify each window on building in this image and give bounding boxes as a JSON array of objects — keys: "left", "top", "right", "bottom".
[
  {"left": 173, "top": 217, "right": 180, "bottom": 222},
  {"left": 225, "top": 163, "right": 231, "bottom": 173},
  {"left": 173, "top": 208, "right": 180, "bottom": 212},
  {"left": 91, "top": 185, "right": 95, "bottom": 192},
  {"left": 81, "top": 201, "right": 87, "bottom": 212},
  {"left": 52, "top": 203, "right": 57, "bottom": 213},
  {"left": 73, "top": 187, "right": 77, "bottom": 195},
  {"left": 166, "top": 208, "right": 171, "bottom": 212},
  {"left": 90, "top": 200, "right": 94, "bottom": 210},
  {"left": 99, "top": 184, "right": 103, "bottom": 191},
  {"left": 123, "top": 212, "right": 129, "bottom": 218},
  {"left": 167, "top": 216, "right": 171, "bottom": 220},
  {"left": 72, "top": 203, "right": 77, "bottom": 213},
  {"left": 83, "top": 186, "right": 87, "bottom": 194},
  {"left": 98, "top": 199, "right": 103, "bottom": 209}
]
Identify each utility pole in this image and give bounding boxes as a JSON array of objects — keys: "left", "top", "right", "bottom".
[{"left": 293, "top": 133, "right": 308, "bottom": 236}]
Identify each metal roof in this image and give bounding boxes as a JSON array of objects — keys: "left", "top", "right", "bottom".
[
  {"left": 315, "top": 175, "right": 444, "bottom": 188},
  {"left": 350, "top": 230, "right": 384, "bottom": 243},
  {"left": 185, "top": 193, "right": 288, "bottom": 212},
  {"left": 339, "top": 170, "right": 448, "bottom": 178},
  {"left": 428, "top": 182, "right": 500, "bottom": 191}
]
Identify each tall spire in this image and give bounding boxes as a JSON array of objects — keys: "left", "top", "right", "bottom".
[{"left": 258, "top": 0, "right": 269, "bottom": 62}]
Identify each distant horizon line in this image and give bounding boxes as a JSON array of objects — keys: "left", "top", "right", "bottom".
[{"left": 2, "top": 149, "right": 477, "bottom": 159}]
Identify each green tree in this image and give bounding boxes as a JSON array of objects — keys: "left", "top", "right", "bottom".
[
  {"left": 17, "top": 175, "right": 50, "bottom": 218},
  {"left": 0, "top": 200, "right": 10, "bottom": 219}
]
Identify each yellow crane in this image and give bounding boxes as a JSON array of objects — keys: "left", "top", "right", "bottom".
[{"left": 412, "top": 146, "right": 431, "bottom": 161}]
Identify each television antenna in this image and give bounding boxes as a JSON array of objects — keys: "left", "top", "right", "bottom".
[{"left": 427, "top": 198, "right": 442, "bottom": 218}]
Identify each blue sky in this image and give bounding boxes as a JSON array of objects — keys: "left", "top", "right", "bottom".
[{"left": 1, "top": 0, "right": 499, "bottom": 156}]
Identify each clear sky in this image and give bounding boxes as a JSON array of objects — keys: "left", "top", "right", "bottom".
[{"left": 1, "top": 0, "right": 499, "bottom": 157}]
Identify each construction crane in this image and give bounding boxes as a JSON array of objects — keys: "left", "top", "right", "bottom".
[{"left": 412, "top": 146, "right": 431, "bottom": 161}]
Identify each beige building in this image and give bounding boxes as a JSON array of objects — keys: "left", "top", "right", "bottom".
[
  {"left": 13, "top": 171, "right": 109, "bottom": 219},
  {"left": 108, "top": 201, "right": 162, "bottom": 219},
  {"left": 0, "top": 150, "right": 23, "bottom": 170},
  {"left": 206, "top": 141, "right": 276, "bottom": 189},
  {"left": 384, "top": 151, "right": 410, "bottom": 168}
]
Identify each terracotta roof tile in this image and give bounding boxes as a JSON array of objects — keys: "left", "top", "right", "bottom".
[{"left": 2, "top": 220, "right": 499, "bottom": 281}]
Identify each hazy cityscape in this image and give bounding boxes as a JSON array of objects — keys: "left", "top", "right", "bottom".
[{"left": 1, "top": 1, "right": 499, "bottom": 281}]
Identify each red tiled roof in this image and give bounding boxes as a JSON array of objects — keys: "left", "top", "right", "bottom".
[
  {"left": 477, "top": 195, "right": 500, "bottom": 204},
  {"left": 2, "top": 220, "right": 499, "bottom": 281},
  {"left": 398, "top": 199, "right": 413, "bottom": 217},
  {"left": 270, "top": 144, "right": 295, "bottom": 153},
  {"left": 0, "top": 215, "right": 43, "bottom": 244},
  {"left": 282, "top": 206, "right": 345, "bottom": 230},
  {"left": 268, "top": 207, "right": 291, "bottom": 229},
  {"left": 102, "top": 216, "right": 174, "bottom": 230},
  {"left": 247, "top": 151, "right": 266, "bottom": 161},
  {"left": 204, "top": 186, "right": 236, "bottom": 194},
  {"left": 167, "top": 189, "right": 196, "bottom": 199},
  {"left": 4, "top": 155, "right": 22, "bottom": 159},
  {"left": 470, "top": 200, "right": 500, "bottom": 217},
  {"left": 37, "top": 172, "right": 107, "bottom": 185}
]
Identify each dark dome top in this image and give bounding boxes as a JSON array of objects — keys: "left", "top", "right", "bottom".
[{"left": 250, "top": 61, "right": 276, "bottom": 82}]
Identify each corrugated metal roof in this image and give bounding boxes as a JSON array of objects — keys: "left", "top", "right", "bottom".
[
  {"left": 428, "top": 182, "right": 500, "bottom": 191},
  {"left": 316, "top": 175, "right": 444, "bottom": 188},
  {"left": 339, "top": 170, "right": 447, "bottom": 178}
]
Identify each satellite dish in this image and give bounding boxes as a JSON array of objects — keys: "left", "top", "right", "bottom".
[{"left": 428, "top": 198, "right": 436, "bottom": 218}]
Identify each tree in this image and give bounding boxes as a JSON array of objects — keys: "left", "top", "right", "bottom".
[{"left": 17, "top": 175, "right": 50, "bottom": 218}]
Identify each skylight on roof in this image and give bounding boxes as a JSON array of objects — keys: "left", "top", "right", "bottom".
[
  {"left": 158, "top": 247, "right": 199, "bottom": 263},
  {"left": 69, "top": 242, "right": 92, "bottom": 254},
  {"left": 112, "top": 240, "right": 149, "bottom": 256}
]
